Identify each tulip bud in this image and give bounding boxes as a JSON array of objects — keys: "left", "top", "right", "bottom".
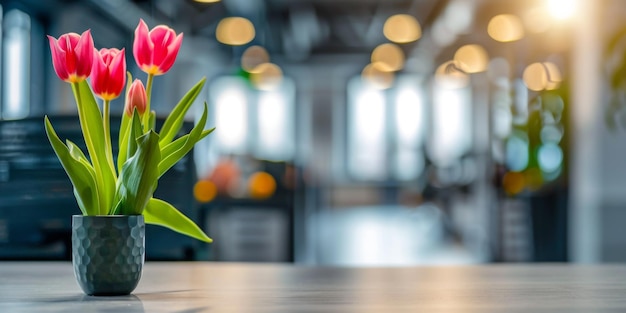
[
  {"left": 133, "top": 19, "right": 183, "bottom": 76},
  {"left": 92, "top": 48, "right": 126, "bottom": 101},
  {"left": 48, "top": 30, "right": 95, "bottom": 83},
  {"left": 125, "top": 79, "right": 147, "bottom": 117}
]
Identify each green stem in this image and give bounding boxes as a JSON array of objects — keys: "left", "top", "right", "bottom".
[
  {"left": 103, "top": 99, "right": 116, "bottom": 178},
  {"left": 143, "top": 73, "right": 154, "bottom": 132},
  {"left": 71, "top": 82, "right": 107, "bottom": 215}
]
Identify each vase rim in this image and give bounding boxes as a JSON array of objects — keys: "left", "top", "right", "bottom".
[{"left": 72, "top": 214, "right": 143, "bottom": 218}]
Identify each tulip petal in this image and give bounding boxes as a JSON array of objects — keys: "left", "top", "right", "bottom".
[
  {"left": 75, "top": 30, "right": 94, "bottom": 79},
  {"left": 48, "top": 35, "right": 69, "bottom": 81},
  {"left": 108, "top": 49, "right": 127, "bottom": 98},
  {"left": 60, "top": 34, "right": 79, "bottom": 78},
  {"left": 150, "top": 26, "right": 174, "bottom": 66},
  {"left": 133, "top": 19, "right": 154, "bottom": 69},
  {"left": 156, "top": 33, "right": 183, "bottom": 75},
  {"left": 90, "top": 48, "right": 106, "bottom": 96}
]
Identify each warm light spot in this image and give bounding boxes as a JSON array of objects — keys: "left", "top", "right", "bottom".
[
  {"left": 488, "top": 14, "right": 524, "bottom": 42},
  {"left": 524, "top": 168, "right": 544, "bottom": 190},
  {"left": 547, "top": 0, "right": 578, "bottom": 20},
  {"left": 194, "top": 180, "right": 217, "bottom": 203},
  {"left": 371, "top": 43, "right": 405, "bottom": 72},
  {"left": 523, "top": 62, "right": 548, "bottom": 91},
  {"left": 361, "top": 62, "right": 395, "bottom": 90},
  {"left": 194, "top": 0, "right": 220, "bottom": 3},
  {"left": 383, "top": 14, "right": 422, "bottom": 44},
  {"left": 543, "top": 62, "right": 562, "bottom": 90},
  {"left": 250, "top": 63, "right": 283, "bottom": 90},
  {"left": 453, "top": 44, "right": 488, "bottom": 73},
  {"left": 248, "top": 172, "right": 276, "bottom": 199},
  {"left": 241, "top": 46, "right": 269, "bottom": 72},
  {"left": 502, "top": 171, "right": 525, "bottom": 195},
  {"left": 522, "top": 7, "right": 552, "bottom": 33},
  {"left": 435, "top": 61, "right": 469, "bottom": 89},
  {"left": 216, "top": 17, "right": 255, "bottom": 46}
]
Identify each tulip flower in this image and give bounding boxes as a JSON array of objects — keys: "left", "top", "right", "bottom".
[
  {"left": 133, "top": 19, "right": 183, "bottom": 76},
  {"left": 91, "top": 48, "right": 126, "bottom": 101},
  {"left": 48, "top": 30, "right": 95, "bottom": 83},
  {"left": 125, "top": 79, "right": 147, "bottom": 117},
  {"left": 44, "top": 20, "right": 213, "bottom": 246}
]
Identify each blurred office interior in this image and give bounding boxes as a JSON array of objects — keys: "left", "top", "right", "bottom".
[{"left": 0, "top": 0, "right": 623, "bottom": 265}]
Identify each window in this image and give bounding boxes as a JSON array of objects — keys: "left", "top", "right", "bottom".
[
  {"left": 210, "top": 77, "right": 249, "bottom": 154},
  {"left": 2, "top": 9, "right": 30, "bottom": 120},
  {"left": 346, "top": 75, "right": 426, "bottom": 181},
  {"left": 206, "top": 76, "right": 296, "bottom": 165},
  {"left": 427, "top": 82, "right": 472, "bottom": 167},
  {"left": 255, "top": 80, "right": 295, "bottom": 161}
]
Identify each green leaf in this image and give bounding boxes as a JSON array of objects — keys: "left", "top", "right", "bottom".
[
  {"left": 45, "top": 116, "right": 99, "bottom": 216},
  {"left": 118, "top": 72, "right": 133, "bottom": 173},
  {"left": 158, "top": 77, "right": 206, "bottom": 148},
  {"left": 66, "top": 140, "right": 89, "bottom": 162},
  {"left": 160, "top": 128, "right": 215, "bottom": 164},
  {"left": 117, "top": 124, "right": 130, "bottom": 173},
  {"left": 149, "top": 110, "right": 156, "bottom": 131},
  {"left": 126, "top": 109, "right": 143, "bottom": 160},
  {"left": 72, "top": 81, "right": 116, "bottom": 215},
  {"left": 113, "top": 130, "right": 161, "bottom": 215},
  {"left": 144, "top": 198, "right": 212, "bottom": 243},
  {"left": 158, "top": 102, "right": 208, "bottom": 177}
]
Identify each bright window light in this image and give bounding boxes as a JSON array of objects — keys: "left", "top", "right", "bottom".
[
  {"left": 256, "top": 81, "right": 295, "bottom": 161},
  {"left": 393, "top": 79, "right": 425, "bottom": 180},
  {"left": 428, "top": 83, "right": 472, "bottom": 167},
  {"left": 395, "top": 86, "right": 424, "bottom": 147},
  {"left": 211, "top": 78, "right": 248, "bottom": 153},
  {"left": 395, "top": 149, "right": 424, "bottom": 181},
  {"left": 348, "top": 79, "right": 387, "bottom": 180},
  {"left": 2, "top": 10, "right": 30, "bottom": 120},
  {"left": 547, "top": 0, "right": 578, "bottom": 20}
]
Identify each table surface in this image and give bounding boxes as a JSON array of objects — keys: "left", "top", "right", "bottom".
[{"left": 2, "top": 262, "right": 626, "bottom": 312}]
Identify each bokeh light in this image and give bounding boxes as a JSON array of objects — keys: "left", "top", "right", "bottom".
[
  {"left": 371, "top": 43, "right": 405, "bottom": 72},
  {"left": 248, "top": 172, "right": 277, "bottom": 199},
  {"left": 435, "top": 61, "right": 469, "bottom": 89},
  {"left": 506, "top": 133, "right": 529, "bottom": 171},
  {"left": 454, "top": 44, "right": 489, "bottom": 73},
  {"left": 538, "top": 143, "right": 563, "bottom": 173},
  {"left": 543, "top": 62, "right": 562, "bottom": 90},
  {"left": 524, "top": 168, "right": 544, "bottom": 190},
  {"left": 194, "top": 180, "right": 217, "bottom": 203},
  {"left": 216, "top": 17, "right": 255, "bottom": 46},
  {"left": 241, "top": 46, "right": 269, "bottom": 72},
  {"left": 523, "top": 62, "right": 548, "bottom": 91},
  {"left": 383, "top": 14, "right": 422, "bottom": 44},
  {"left": 194, "top": 0, "right": 220, "bottom": 3},
  {"left": 502, "top": 171, "right": 525, "bottom": 195},
  {"left": 362, "top": 62, "right": 395, "bottom": 89},
  {"left": 250, "top": 63, "right": 283, "bottom": 90},
  {"left": 488, "top": 14, "right": 524, "bottom": 42},
  {"left": 540, "top": 125, "right": 563, "bottom": 143}
]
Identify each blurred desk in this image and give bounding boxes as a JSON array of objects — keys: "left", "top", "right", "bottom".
[{"left": 1, "top": 262, "right": 626, "bottom": 312}]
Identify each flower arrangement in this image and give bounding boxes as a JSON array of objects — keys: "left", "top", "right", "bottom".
[{"left": 45, "top": 19, "right": 212, "bottom": 243}]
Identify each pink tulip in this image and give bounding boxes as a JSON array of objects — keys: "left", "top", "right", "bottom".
[
  {"left": 133, "top": 19, "right": 183, "bottom": 76},
  {"left": 47, "top": 30, "right": 95, "bottom": 83},
  {"left": 125, "top": 79, "right": 147, "bottom": 117},
  {"left": 91, "top": 48, "right": 126, "bottom": 101}
]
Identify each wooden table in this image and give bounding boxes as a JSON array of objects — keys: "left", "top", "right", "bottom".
[{"left": 1, "top": 262, "right": 626, "bottom": 312}]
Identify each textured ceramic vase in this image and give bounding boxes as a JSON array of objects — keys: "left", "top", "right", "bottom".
[{"left": 72, "top": 215, "right": 145, "bottom": 296}]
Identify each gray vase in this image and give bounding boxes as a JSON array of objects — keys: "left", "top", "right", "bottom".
[{"left": 72, "top": 215, "right": 145, "bottom": 296}]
